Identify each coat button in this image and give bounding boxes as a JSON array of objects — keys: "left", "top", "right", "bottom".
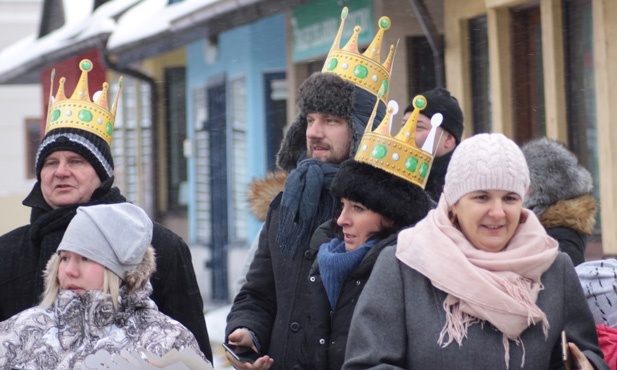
[
  {"left": 290, "top": 322, "right": 300, "bottom": 332},
  {"left": 319, "top": 339, "right": 326, "bottom": 345},
  {"left": 304, "top": 250, "right": 312, "bottom": 259},
  {"left": 356, "top": 280, "right": 361, "bottom": 285},
  {"left": 309, "top": 276, "right": 316, "bottom": 282}
]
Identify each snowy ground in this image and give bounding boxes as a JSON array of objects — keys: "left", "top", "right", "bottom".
[{"left": 204, "top": 304, "right": 234, "bottom": 369}]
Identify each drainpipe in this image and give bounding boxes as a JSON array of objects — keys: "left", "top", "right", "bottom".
[
  {"left": 101, "top": 51, "right": 160, "bottom": 219},
  {"left": 408, "top": 0, "right": 444, "bottom": 87}
]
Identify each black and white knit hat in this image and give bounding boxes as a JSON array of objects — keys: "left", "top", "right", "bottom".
[{"left": 35, "top": 127, "right": 114, "bottom": 182}]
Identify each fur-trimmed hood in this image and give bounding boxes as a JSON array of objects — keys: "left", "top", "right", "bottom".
[
  {"left": 276, "top": 72, "right": 385, "bottom": 172},
  {"left": 45, "top": 245, "right": 157, "bottom": 293},
  {"left": 522, "top": 137, "right": 594, "bottom": 215},
  {"left": 538, "top": 194, "right": 598, "bottom": 235},
  {"left": 247, "top": 171, "right": 288, "bottom": 221}
]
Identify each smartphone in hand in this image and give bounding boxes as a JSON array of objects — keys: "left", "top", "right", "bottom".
[
  {"left": 562, "top": 330, "right": 574, "bottom": 370},
  {"left": 223, "top": 343, "right": 261, "bottom": 364}
]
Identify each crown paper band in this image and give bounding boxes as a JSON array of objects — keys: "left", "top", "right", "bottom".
[
  {"left": 46, "top": 59, "right": 123, "bottom": 145},
  {"left": 355, "top": 91, "right": 443, "bottom": 189},
  {"left": 322, "top": 7, "right": 395, "bottom": 104}
]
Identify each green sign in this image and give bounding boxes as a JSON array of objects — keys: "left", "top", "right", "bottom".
[{"left": 291, "top": 0, "right": 374, "bottom": 62}]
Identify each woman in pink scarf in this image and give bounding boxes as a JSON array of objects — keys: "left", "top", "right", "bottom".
[{"left": 343, "top": 133, "right": 607, "bottom": 370}]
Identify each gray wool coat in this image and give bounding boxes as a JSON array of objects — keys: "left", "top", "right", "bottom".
[{"left": 343, "top": 247, "right": 608, "bottom": 370}]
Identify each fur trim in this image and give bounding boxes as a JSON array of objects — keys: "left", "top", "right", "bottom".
[
  {"left": 538, "top": 194, "right": 598, "bottom": 235},
  {"left": 522, "top": 137, "right": 593, "bottom": 214},
  {"left": 331, "top": 160, "right": 432, "bottom": 228},
  {"left": 125, "top": 246, "right": 156, "bottom": 292},
  {"left": 247, "top": 171, "right": 288, "bottom": 221}
]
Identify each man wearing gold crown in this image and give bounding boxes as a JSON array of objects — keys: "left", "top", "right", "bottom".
[
  {"left": 0, "top": 59, "right": 212, "bottom": 362},
  {"left": 225, "top": 9, "right": 394, "bottom": 369},
  {"left": 401, "top": 87, "right": 464, "bottom": 202}
]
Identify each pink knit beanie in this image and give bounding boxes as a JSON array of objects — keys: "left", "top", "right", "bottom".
[{"left": 443, "top": 133, "right": 530, "bottom": 205}]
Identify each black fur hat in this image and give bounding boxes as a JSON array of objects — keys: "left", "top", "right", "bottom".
[
  {"left": 276, "top": 72, "right": 385, "bottom": 172},
  {"left": 522, "top": 137, "right": 593, "bottom": 215},
  {"left": 331, "top": 159, "right": 433, "bottom": 229}
]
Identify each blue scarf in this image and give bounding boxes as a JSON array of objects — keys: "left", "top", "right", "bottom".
[
  {"left": 318, "top": 238, "right": 377, "bottom": 309},
  {"left": 276, "top": 158, "right": 339, "bottom": 255}
]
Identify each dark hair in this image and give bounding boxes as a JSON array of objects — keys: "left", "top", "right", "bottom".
[{"left": 329, "top": 199, "right": 407, "bottom": 243}]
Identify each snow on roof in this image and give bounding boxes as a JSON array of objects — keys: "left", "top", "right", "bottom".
[
  {"left": 106, "top": 0, "right": 222, "bottom": 51},
  {"left": 0, "top": 0, "right": 140, "bottom": 78}
]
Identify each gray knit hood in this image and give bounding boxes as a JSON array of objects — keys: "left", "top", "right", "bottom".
[{"left": 522, "top": 137, "right": 594, "bottom": 215}]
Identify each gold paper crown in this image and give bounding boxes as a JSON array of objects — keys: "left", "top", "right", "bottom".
[
  {"left": 322, "top": 7, "right": 395, "bottom": 104},
  {"left": 355, "top": 91, "right": 443, "bottom": 189},
  {"left": 46, "top": 59, "right": 123, "bottom": 145}
]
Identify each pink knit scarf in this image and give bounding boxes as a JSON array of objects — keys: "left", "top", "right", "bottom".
[{"left": 396, "top": 197, "right": 558, "bottom": 367}]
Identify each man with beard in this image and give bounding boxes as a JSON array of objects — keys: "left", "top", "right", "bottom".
[{"left": 225, "top": 10, "right": 394, "bottom": 369}]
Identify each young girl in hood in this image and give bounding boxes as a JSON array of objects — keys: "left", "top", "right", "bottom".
[{"left": 0, "top": 203, "right": 207, "bottom": 370}]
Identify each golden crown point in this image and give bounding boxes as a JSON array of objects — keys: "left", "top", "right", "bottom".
[
  {"left": 355, "top": 94, "right": 439, "bottom": 189},
  {"left": 45, "top": 59, "right": 123, "bottom": 146},
  {"left": 322, "top": 7, "right": 395, "bottom": 104}
]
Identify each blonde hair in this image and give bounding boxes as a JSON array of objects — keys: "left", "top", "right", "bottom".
[
  {"left": 40, "top": 254, "right": 123, "bottom": 310},
  {"left": 39, "top": 245, "right": 158, "bottom": 311}
]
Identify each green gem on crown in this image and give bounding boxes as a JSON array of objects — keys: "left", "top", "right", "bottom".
[
  {"left": 414, "top": 96, "right": 426, "bottom": 109},
  {"left": 380, "top": 18, "right": 390, "bottom": 29},
  {"left": 371, "top": 144, "right": 387, "bottom": 159},
  {"left": 405, "top": 156, "right": 418, "bottom": 172},
  {"left": 106, "top": 122, "right": 113, "bottom": 136},
  {"left": 341, "top": 7, "right": 348, "bottom": 19},
  {"left": 419, "top": 163, "right": 429, "bottom": 178},
  {"left": 327, "top": 58, "right": 338, "bottom": 71},
  {"left": 78, "top": 109, "right": 93, "bottom": 122},
  {"left": 354, "top": 65, "right": 369, "bottom": 79},
  {"left": 51, "top": 109, "right": 61, "bottom": 122},
  {"left": 381, "top": 80, "right": 389, "bottom": 95},
  {"left": 80, "top": 60, "right": 92, "bottom": 72}
]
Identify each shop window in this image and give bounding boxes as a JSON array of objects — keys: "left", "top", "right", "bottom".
[
  {"left": 113, "top": 77, "right": 154, "bottom": 215},
  {"left": 468, "top": 15, "right": 491, "bottom": 134},
  {"left": 230, "top": 77, "right": 248, "bottom": 243},
  {"left": 165, "top": 67, "right": 188, "bottom": 211},
  {"left": 511, "top": 5, "right": 545, "bottom": 144},
  {"left": 406, "top": 36, "right": 442, "bottom": 97}
]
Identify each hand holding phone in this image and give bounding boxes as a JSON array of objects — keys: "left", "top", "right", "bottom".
[
  {"left": 562, "top": 330, "right": 573, "bottom": 370},
  {"left": 223, "top": 343, "right": 261, "bottom": 364}
]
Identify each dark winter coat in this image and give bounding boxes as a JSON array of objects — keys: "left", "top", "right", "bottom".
[
  {"left": 295, "top": 223, "right": 397, "bottom": 370},
  {"left": 226, "top": 191, "right": 328, "bottom": 370},
  {"left": 0, "top": 180, "right": 212, "bottom": 362},
  {"left": 343, "top": 248, "right": 607, "bottom": 370}
]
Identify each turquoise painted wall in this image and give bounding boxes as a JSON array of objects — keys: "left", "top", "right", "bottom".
[{"left": 186, "top": 13, "right": 286, "bottom": 244}]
